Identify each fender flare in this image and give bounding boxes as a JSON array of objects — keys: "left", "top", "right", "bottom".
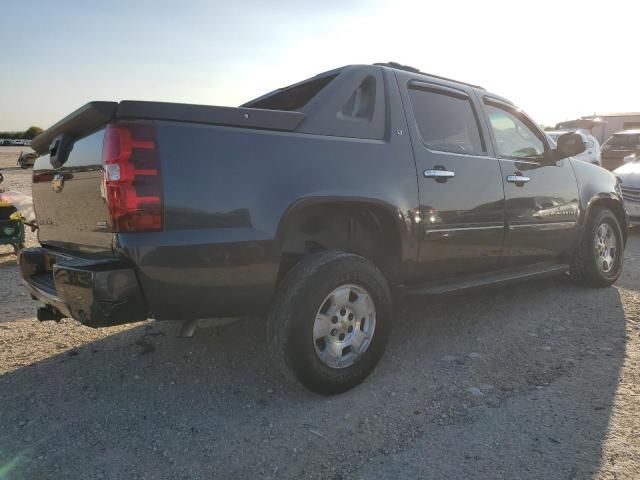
[
  {"left": 275, "top": 195, "right": 417, "bottom": 282},
  {"left": 581, "top": 192, "right": 628, "bottom": 243}
]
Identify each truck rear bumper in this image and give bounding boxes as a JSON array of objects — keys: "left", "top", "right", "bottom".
[{"left": 20, "top": 247, "right": 148, "bottom": 327}]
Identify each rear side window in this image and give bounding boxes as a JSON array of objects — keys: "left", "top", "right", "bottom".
[
  {"left": 244, "top": 74, "right": 337, "bottom": 111},
  {"left": 409, "top": 87, "right": 485, "bottom": 155}
]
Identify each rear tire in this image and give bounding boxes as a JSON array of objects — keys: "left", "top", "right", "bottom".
[
  {"left": 570, "top": 206, "right": 624, "bottom": 287},
  {"left": 267, "top": 251, "right": 392, "bottom": 394}
]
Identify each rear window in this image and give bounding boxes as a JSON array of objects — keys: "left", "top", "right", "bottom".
[
  {"left": 606, "top": 134, "right": 640, "bottom": 146},
  {"left": 409, "top": 87, "right": 485, "bottom": 155},
  {"left": 244, "top": 74, "right": 336, "bottom": 111}
]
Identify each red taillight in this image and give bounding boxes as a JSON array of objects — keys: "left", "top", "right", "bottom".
[{"left": 103, "top": 122, "right": 163, "bottom": 232}]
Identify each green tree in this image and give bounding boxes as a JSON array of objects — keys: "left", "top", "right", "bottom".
[
  {"left": 23, "top": 126, "right": 43, "bottom": 139},
  {"left": 0, "top": 131, "right": 19, "bottom": 139}
]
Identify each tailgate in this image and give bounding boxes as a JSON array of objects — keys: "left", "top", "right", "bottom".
[{"left": 33, "top": 128, "right": 113, "bottom": 252}]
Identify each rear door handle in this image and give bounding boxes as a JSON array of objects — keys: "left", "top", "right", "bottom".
[
  {"left": 424, "top": 169, "right": 455, "bottom": 180},
  {"left": 506, "top": 174, "right": 530, "bottom": 185}
]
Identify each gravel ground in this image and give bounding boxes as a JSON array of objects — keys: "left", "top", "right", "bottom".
[{"left": 0, "top": 146, "right": 639, "bottom": 479}]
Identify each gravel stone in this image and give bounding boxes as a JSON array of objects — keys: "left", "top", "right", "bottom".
[{"left": 467, "top": 387, "right": 484, "bottom": 397}]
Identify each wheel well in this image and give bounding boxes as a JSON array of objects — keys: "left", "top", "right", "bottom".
[
  {"left": 276, "top": 201, "right": 403, "bottom": 285},
  {"left": 588, "top": 198, "right": 628, "bottom": 244}
]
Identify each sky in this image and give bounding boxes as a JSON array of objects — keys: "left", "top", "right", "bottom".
[{"left": 1, "top": 0, "right": 639, "bottom": 131}]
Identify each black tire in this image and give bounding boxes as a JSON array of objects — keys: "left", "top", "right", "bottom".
[
  {"left": 267, "top": 251, "right": 392, "bottom": 395},
  {"left": 20, "top": 163, "right": 29, "bottom": 169},
  {"left": 570, "top": 206, "right": 624, "bottom": 287}
]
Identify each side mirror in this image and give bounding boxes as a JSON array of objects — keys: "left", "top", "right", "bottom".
[{"left": 552, "top": 132, "right": 586, "bottom": 161}]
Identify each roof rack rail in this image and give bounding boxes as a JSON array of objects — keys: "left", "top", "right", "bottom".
[{"left": 374, "top": 62, "right": 486, "bottom": 91}]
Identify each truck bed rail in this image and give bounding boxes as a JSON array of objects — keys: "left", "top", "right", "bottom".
[{"left": 32, "top": 101, "right": 305, "bottom": 155}]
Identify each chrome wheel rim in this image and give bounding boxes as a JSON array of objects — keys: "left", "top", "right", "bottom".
[
  {"left": 594, "top": 222, "right": 617, "bottom": 274},
  {"left": 313, "top": 284, "right": 376, "bottom": 369}
]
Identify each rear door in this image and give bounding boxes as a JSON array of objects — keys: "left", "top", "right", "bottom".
[
  {"left": 397, "top": 73, "right": 505, "bottom": 281},
  {"left": 479, "top": 96, "right": 580, "bottom": 267}
]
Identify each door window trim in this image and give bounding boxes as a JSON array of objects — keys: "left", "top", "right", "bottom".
[
  {"left": 409, "top": 80, "right": 470, "bottom": 100},
  {"left": 408, "top": 81, "right": 488, "bottom": 156}
]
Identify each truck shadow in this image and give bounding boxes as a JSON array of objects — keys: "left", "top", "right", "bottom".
[{"left": 0, "top": 276, "right": 629, "bottom": 479}]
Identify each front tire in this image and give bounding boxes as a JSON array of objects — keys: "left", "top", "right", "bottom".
[
  {"left": 570, "top": 206, "right": 624, "bottom": 287},
  {"left": 268, "top": 251, "right": 392, "bottom": 394}
]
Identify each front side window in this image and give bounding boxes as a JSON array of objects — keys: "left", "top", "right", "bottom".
[
  {"left": 409, "top": 87, "right": 485, "bottom": 155},
  {"left": 485, "top": 104, "right": 546, "bottom": 159}
]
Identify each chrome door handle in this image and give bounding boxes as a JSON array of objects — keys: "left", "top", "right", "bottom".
[
  {"left": 506, "top": 174, "right": 530, "bottom": 184},
  {"left": 424, "top": 169, "right": 455, "bottom": 179}
]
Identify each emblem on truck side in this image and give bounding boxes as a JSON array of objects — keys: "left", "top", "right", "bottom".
[{"left": 51, "top": 173, "right": 65, "bottom": 193}]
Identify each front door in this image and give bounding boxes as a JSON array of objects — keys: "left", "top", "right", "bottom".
[
  {"left": 480, "top": 98, "right": 580, "bottom": 267},
  {"left": 398, "top": 75, "right": 505, "bottom": 281}
]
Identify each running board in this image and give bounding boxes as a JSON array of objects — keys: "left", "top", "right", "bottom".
[{"left": 399, "top": 262, "right": 570, "bottom": 296}]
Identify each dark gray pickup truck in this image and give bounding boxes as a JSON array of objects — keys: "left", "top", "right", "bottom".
[{"left": 22, "top": 62, "right": 627, "bottom": 393}]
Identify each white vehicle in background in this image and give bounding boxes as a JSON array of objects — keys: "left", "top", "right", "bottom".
[
  {"left": 13, "top": 139, "right": 25, "bottom": 146},
  {"left": 614, "top": 155, "right": 640, "bottom": 227},
  {"left": 546, "top": 129, "right": 601, "bottom": 166}
]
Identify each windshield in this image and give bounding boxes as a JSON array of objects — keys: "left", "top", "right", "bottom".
[{"left": 604, "top": 133, "right": 640, "bottom": 147}]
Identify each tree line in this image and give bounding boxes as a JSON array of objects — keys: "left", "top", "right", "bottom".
[{"left": 0, "top": 126, "right": 43, "bottom": 140}]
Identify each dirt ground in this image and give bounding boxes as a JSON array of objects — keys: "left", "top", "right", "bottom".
[{"left": 0, "top": 145, "right": 639, "bottom": 479}]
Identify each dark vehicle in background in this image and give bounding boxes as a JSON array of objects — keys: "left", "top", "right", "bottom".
[
  {"left": 601, "top": 130, "right": 640, "bottom": 171},
  {"left": 17, "top": 151, "right": 37, "bottom": 169},
  {"left": 20, "top": 63, "right": 628, "bottom": 394}
]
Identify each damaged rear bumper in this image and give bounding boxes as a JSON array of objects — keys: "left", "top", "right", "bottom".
[{"left": 19, "top": 247, "right": 148, "bottom": 327}]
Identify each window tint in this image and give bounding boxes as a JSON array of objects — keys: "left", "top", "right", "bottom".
[
  {"left": 485, "top": 104, "right": 545, "bottom": 158},
  {"left": 409, "top": 88, "right": 485, "bottom": 155},
  {"left": 339, "top": 76, "right": 376, "bottom": 121}
]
